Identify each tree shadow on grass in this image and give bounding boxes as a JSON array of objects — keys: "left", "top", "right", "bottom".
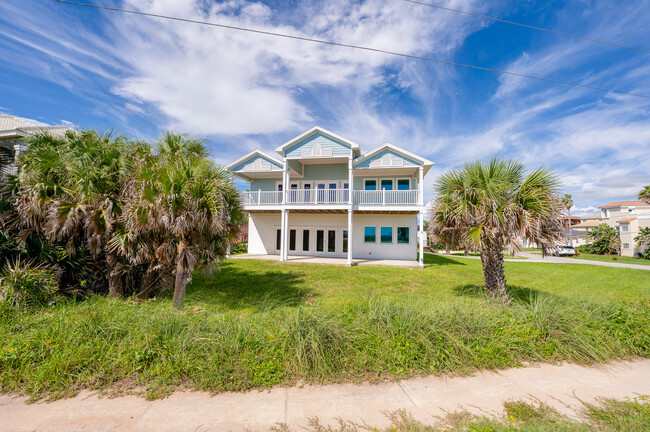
[
  {"left": 423, "top": 253, "right": 467, "bottom": 267},
  {"left": 188, "top": 262, "right": 313, "bottom": 311},
  {"left": 453, "top": 284, "right": 557, "bottom": 305}
]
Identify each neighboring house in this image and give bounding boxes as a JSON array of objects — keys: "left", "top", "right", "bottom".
[
  {"left": 0, "top": 114, "right": 73, "bottom": 174},
  {"left": 599, "top": 201, "right": 650, "bottom": 257},
  {"left": 226, "top": 126, "right": 433, "bottom": 266},
  {"left": 572, "top": 202, "right": 650, "bottom": 257},
  {"left": 571, "top": 214, "right": 602, "bottom": 234}
]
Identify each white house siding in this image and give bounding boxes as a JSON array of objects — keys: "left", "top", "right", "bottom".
[
  {"left": 248, "top": 212, "right": 418, "bottom": 260},
  {"left": 353, "top": 213, "right": 417, "bottom": 260},
  {"left": 247, "top": 213, "right": 281, "bottom": 254}
]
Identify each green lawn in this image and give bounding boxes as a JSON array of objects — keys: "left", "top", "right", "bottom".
[
  {"left": 449, "top": 252, "right": 527, "bottom": 259},
  {"left": 1, "top": 255, "right": 649, "bottom": 400},
  {"left": 569, "top": 253, "right": 650, "bottom": 266}
]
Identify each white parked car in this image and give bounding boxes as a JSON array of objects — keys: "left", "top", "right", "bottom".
[{"left": 554, "top": 245, "right": 576, "bottom": 256}]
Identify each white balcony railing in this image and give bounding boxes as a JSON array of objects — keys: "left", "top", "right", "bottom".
[
  {"left": 354, "top": 189, "right": 419, "bottom": 205},
  {"left": 243, "top": 191, "right": 283, "bottom": 205},
  {"left": 244, "top": 189, "right": 421, "bottom": 206}
]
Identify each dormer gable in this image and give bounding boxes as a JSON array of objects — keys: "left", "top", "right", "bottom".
[
  {"left": 275, "top": 126, "right": 361, "bottom": 159},
  {"left": 354, "top": 143, "right": 434, "bottom": 175},
  {"left": 225, "top": 150, "right": 283, "bottom": 174}
]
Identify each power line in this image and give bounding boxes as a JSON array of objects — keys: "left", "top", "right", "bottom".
[
  {"left": 402, "top": 0, "right": 650, "bottom": 55},
  {"left": 48, "top": 0, "right": 650, "bottom": 99}
]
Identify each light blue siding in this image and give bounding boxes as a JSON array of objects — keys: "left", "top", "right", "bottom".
[
  {"left": 355, "top": 148, "right": 420, "bottom": 169},
  {"left": 284, "top": 132, "right": 352, "bottom": 159},
  {"left": 231, "top": 154, "right": 283, "bottom": 172},
  {"left": 287, "top": 159, "right": 303, "bottom": 176},
  {"left": 250, "top": 178, "right": 280, "bottom": 192},
  {"left": 303, "top": 163, "right": 348, "bottom": 181}
]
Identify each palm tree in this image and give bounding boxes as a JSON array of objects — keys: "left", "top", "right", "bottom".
[
  {"left": 634, "top": 227, "right": 650, "bottom": 259},
  {"left": 639, "top": 186, "right": 650, "bottom": 204},
  {"left": 561, "top": 194, "right": 573, "bottom": 246},
  {"left": 120, "top": 133, "right": 243, "bottom": 309},
  {"left": 12, "top": 130, "right": 134, "bottom": 297},
  {"left": 432, "top": 159, "right": 564, "bottom": 300}
]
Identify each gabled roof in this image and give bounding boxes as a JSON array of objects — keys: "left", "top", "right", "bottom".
[
  {"left": 599, "top": 201, "right": 650, "bottom": 208},
  {"left": 354, "top": 142, "right": 434, "bottom": 173},
  {"left": 617, "top": 217, "right": 637, "bottom": 223},
  {"left": 275, "top": 126, "right": 361, "bottom": 156},
  {"left": 225, "top": 149, "right": 283, "bottom": 171},
  {"left": 0, "top": 114, "right": 73, "bottom": 139}
]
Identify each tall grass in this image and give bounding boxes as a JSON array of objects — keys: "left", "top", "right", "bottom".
[{"left": 1, "top": 292, "right": 648, "bottom": 400}]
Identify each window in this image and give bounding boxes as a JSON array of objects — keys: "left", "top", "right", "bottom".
[
  {"left": 289, "top": 230, "right": 296, "bottom": 251},
  {"left": 623, "top": 243, "right": 630, "bottom": 249},
  {"left": 343, "top": 230, "right": 348, "bottom": 253},
  {"left": 364, "top": 227, "right": 376, "bottom": 243},
  {"left": 381, "top": 227, "right": 393, "bottom": 243},
  {"left": 622, "top": 225, "right": 629, "bottom": 232},
  {"left": 328, "top": 230, "right": 336, "bottom": 252},
  {"left": 302, "top": 230, "right": 310, "bottom": 251},
  {"left": 364, "top": 179, "right": 377, "bottom": 191},
  {"left": 380, "top": 179, "right": 393, "bottom": 190},
  {"left": 276, "top": 229, "right": 281, "bottom": 250},
  {"left": 316, "top": 230, "right": 324, "bottom": 252},
  {"left": 397, "top": 179, "right": 410, "bottom": 190},
  {"left": 277, "top": 184, "right": 283, "bottom": 191},
  {"left": 397, "top": 227, "right": 410, "bottom": 244}
]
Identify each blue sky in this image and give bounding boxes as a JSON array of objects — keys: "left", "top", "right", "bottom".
[{"left": 1, "top": 0, "right": 649, "bottom": 214}]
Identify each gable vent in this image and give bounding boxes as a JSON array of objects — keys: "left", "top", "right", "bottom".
[
  {"left": 369, "top": 154, "right": 404, "bottom": 168},
  {"left": 243, "top": 159, "right": 272, "bottom": 171},
  {"left": 302, "top": 143, "right": 332, "bottom": 157}
]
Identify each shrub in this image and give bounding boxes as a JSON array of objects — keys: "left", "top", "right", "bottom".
[
  {"left": 586, "top": 224, "right": 620, "bottom": 255},
  {"left": 0, "top": 260, "right": 58, "bottom": 310},
  {"left": 231, "top": 242, "right": 248, "bottom": 255}
]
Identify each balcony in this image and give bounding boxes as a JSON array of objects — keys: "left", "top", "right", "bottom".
[{"left": 243, "top": 189, "right": 421, "bottom": 206}]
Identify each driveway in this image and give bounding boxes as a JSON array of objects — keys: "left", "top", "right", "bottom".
[
  {"left": 439, "top": 251, "right": 650, "bottom": 271},
  {"left": 1, "top": 360, "right": 649, "bottom": 431}
]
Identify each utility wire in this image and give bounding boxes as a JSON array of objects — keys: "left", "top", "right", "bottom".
[
  {"left": 48, "top": 0, "right": 650, "bottom": 99},
  {"left": 402, "top": 0, "right": 650, "bottom": 55}
]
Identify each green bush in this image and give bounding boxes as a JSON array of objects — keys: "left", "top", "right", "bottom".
[
  {"left": 0, "top": 260, "right": 58, "bottom": 310},
  {"left": 231, "top": 242, "right": 248, "bottom": 255},
  {"left": 585, "top": 224, "right": 620, "bottom": 255}
]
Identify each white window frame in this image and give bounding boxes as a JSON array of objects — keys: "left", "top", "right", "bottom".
[
  {"left": 364, "top": 226, "right": 377, "bottom": 243},
  {"left": 363, "top": 178, "right": 379, "bottom": 191},
  {"left": 380, "top": 226, "right": 394, "bottom": 244},
  {"left": 395, "top": 177, "right": 411, "bottom": 191},
  {"left": 396, "top": 226, "right": 410, "bottom": 244}
]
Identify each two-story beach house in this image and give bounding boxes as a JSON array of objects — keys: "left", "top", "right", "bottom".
[{"left": 226, "top": 127, "right": 433, "bottom": 267}]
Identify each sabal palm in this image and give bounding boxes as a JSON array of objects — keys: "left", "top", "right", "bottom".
[
  {"left": 561, "top": 194, "right": 573, "bottom": 246},
  {"left": 120, "top": 133, "right": 243, "bottom": 308},
  {"left": 433, "top": 159, "right": 564, "bottom": 299},
  {"left": 639, "top": 186, "right": 650, "bottom": 204},
  {"left": 14, "top": 130, "right": 133, "bottom": 296}
]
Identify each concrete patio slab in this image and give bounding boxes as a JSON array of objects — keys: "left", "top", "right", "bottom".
[{"left": 230, "top": 253, "right": 420, "bottom": 268}]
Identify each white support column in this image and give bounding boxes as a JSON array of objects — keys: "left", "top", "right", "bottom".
[
  {"left": 283, "top": 210, "right": 290, "bottom": 261},
  {"left": 347, "top": 209, "right": 353, "bottom": 266},
  {"left": 418, "top": 166, "right": 424, "bottom": 206},
  {"left": 282, "top": 160, "right": 288, "bottom": 204},
  {"left": 279, "top": 210, "right": 286, "bottom": 261},
  {"left": 418, "top": 211, "right": 425, "bottom": 268},
  {"left": 348, "top": 150, "right": 354, "bottom": 205}
]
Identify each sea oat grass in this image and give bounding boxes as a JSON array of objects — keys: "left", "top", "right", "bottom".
[{"left": 1, "top": 255, "right": 649, "bottom": 400}]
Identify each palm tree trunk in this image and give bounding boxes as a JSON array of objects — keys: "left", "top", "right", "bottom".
[
  {"left": 479, "top": 241, "right": 509, "bottom": 301},
  {"left": 568, "top": 208, "right": 573, "bottom": 246},
  {"left": 173, "top": 241, "right": 189, "bottom": 309},
  {"left": 445, "top": 243, "right": 450, "bottom": 255},
  {"left": 464, "top": 245, "right": 469, "bottom": 256},
  {"left": 136, "top": 267, "right": 158, "bottom": 300},
  {"left": 106, "top": 251, "right": 123, "bottom": 298}
]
